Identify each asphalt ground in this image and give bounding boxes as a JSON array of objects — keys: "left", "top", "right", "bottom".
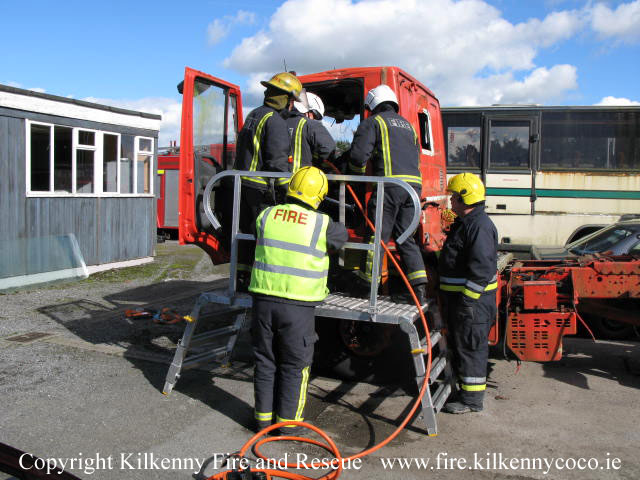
[{"left": 1, "top": 242, "right": 639, "bottom": 480}]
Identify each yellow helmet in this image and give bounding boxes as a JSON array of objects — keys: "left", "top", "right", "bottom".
[
  {"left": 287, "top": 166, "right": 328, "bottom": 209},
  {"left": 447, "top": 172, "right": 485, "bottom": 205},
  {"left": 260, "top": 72, "right": 303, "bottom": 100}
]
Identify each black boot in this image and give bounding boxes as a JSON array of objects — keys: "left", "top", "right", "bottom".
[
  {"left": 392, "top": 284, "right": 427, "bottom": 305},
  {"left": 442, "top": 401, "right": 483, "bottom": 414}
]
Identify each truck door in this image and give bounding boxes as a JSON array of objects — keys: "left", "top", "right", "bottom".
[
  {"left": 178, "top": 67, "right": 243, "bottom": 263},
  {"left": 483, "top": 114, "right": 539, "bottom": 215}
]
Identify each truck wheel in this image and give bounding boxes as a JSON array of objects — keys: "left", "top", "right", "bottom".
[{"left": 589, "top": 316, "right": 635, "bottom": 340}]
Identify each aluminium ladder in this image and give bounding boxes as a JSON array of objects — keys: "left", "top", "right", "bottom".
[{"left": 162, "top": 171, "right": 454, "bottom": 435}]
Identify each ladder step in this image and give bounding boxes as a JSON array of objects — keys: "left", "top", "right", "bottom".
[
  {"left": 431, "top": 383, "right": 452, "bottom": 413},
  {"left": 420, "top": 330, "right": 442, "bottom": 351},
  {"left": 182, "top": 346, "right": 228, "bottom": 369},
  {"left": 428, "top": 356, "right": 447, "bottom": 384},
  {"left": 188, "top": 325, "right": 240, "bottom": 347}
]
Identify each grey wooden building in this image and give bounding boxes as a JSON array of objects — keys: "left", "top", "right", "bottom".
[{"left": 0, "top": 84, "right": 161, "bottom": 289}]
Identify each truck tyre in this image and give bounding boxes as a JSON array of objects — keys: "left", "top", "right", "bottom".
[{"left": 589, "top": 316, "right": 635, "bottom": 340}]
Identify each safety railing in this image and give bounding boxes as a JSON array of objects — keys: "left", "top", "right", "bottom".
[{"left": 203, "top": 170, "right": 421, "bottom": 316}]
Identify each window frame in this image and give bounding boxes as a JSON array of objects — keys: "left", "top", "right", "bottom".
[
  {"left": 25, "top": 120, "right": 154, "bottom": 198},
  {"left": 418, "top": 108, "right": 434, "bottom": 156},
  {"left": 135, "top": 136, "right": 154, "bottom": 195}
]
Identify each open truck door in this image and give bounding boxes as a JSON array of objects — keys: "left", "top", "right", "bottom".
[{"left": 178, "top": 67, "right": 242, "bottom": 264}]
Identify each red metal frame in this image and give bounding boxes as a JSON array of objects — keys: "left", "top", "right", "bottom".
[
  {"left": 178, "top": 67, "right": 244, "bottom": 263},
  {"left": 298, "top": 66, "right": 448, "bottom": 253},
  {"left": 499, "top": 256, "right": 640, "bottom": 361},
  {"left": 157, "top": 152, "right": 179, "bottom": 230}
]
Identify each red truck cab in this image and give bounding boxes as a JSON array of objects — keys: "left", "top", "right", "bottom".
[{"left": 177, "top": 66, "right": 448, "bottom": 267}]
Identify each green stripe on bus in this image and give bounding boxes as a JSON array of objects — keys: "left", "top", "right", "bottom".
[
  {"left": 486, "top": 188, "right": 531, "bottom": 196},
  {"left": 486, "top": 188, "right": 640, "bottom": 199}
]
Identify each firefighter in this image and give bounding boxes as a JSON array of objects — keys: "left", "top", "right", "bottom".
[
  {"left": 235, "top": 72, "right": 304, "bottom": 288},
  {"left": 439, "top": 172, "right": 498, "bottom": 414},
  {"left": 341, "top": 84, "right": 427, "bottom": 303},
  {"left": 249, "top": 166, "right": 348, "bottom": 434},
  {"left": 285, "top": 92, "right": 336, "bottom": 173}
]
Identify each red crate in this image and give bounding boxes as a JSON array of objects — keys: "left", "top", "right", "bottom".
[
  {"left": 507, "top": 312, "right": 577, "bottom": 361},
  {"left": 523, "top": 281, "right": 557, "bottom": 310}
]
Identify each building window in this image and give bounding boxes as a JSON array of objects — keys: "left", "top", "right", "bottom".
[
  {"left": 27, "top": 121, "right": 154, "bottom": 196},
  {"left": 103, "top": 134, "right": 119, "bottom": 192},
  {"left": 76, "top": 129, "right": 96, "bottom": 193},
  {"left": 29, "top": 123, "right": 51, "bottom": 191},
  {"left": 137, "top": 137, "right": 153, "bottom": 194},
  {"left": 54, "top": 126, "right": 72, "bottom": 192}
]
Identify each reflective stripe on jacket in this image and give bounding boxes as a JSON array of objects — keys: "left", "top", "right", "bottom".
[
  {"left": 249, "top": 203, "right": 330, "bottom": 302},
  {"left": 235, "top": 105, "right": 290, "bottom": 190},
  {"left": 349, "top": 108, "right": 421, "bottom": 187},
  {"left": 286, "top": 112, "right": 336, "bottom": 174},
  {"left": 438, "top": 206, "right": 498, "bottom": 300}
]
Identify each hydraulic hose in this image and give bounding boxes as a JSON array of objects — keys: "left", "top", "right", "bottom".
[{"left": 207, "top": 162, "right": 434, "bottom": 480}]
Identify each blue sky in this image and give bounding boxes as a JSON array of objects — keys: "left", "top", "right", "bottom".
[{"left": 2, "top": 0, "right": 639, "bottom": 145}]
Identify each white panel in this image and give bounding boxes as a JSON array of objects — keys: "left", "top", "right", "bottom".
[
  {"left": 491, "top": 213, "right": 619, "bottom": 246},
  {"left": 486, "top": 196, "right": 531, "bottom": 214},
  {"left": 536, "top": 172, "right": 640, "bottom": 190},
  {"left": 536, "top": 197, "right": 640, "bottom": 215},
  {"left": 1, "top": 91, "right": 161, "bottom": 131},
  {"left": 485, "top": 173, "right": 532, "bottom": 188}
]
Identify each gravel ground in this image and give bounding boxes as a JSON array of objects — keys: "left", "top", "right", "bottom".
[{"left": 1, "top": 242, "right": 639, "bottom": 480}]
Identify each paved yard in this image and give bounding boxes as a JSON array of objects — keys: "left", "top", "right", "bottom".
[{"left": 1, "top": 242, "right": 639, "bottom": 479}]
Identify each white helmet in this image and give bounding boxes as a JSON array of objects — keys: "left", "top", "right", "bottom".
[
  {"left": 364, "top": 84, "right": 398, "bottom": 112},
  {"left": 294, "top": 92, "right": 325, "bottom": 119}
]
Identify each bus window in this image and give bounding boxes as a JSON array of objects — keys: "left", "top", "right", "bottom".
[
  {"left": 541, "top": 111, "right": 640, "bottom": 171},
  {"left": 488, "top": 120, "right": 530, "bottom": 170},
  {"left": 443, "top": 113, "right": 481, "bottom": 170}
]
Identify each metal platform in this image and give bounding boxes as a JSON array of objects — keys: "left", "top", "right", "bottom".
[{"left": 162, "top": 288, "right": 453, "bottom": 435}]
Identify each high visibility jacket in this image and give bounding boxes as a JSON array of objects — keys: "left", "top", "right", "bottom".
[
  {"left": 249, "top": 203, "right": 330, "bottom": 302},
  {"left": 286, "top": 111, "right": 336, "bottom": 172},
  {"left": 438, "top": 206, "right": 498, "bottom": 300},
  {"left": 348, "top": 107, "right": 421, "bottom": 188},
  {"left": 235, "top": 105, "right": 291, "bottom": 190}
]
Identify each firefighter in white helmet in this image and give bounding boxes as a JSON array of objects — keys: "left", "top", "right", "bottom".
[
  {"left": 340, "top": 84, "right": 428, "bottom": 303},
  {"left": 235, "top": 72, "right": 304, "bottom": 289},
  {"left": 439, "top": 172, "right": 498, "bottom": 414},
  {"left": 285, "top": 92, "right": 336, "bottom": 175},
  {"left": 249, "top": 166, "right": 347, "bottom": 435}
]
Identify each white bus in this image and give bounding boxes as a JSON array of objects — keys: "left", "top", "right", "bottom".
[{"left": 442, "top": 105, "right": 640, "bottom": 246}]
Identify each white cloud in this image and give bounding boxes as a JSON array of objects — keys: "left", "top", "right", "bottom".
[
  {"left": 82, "top": 96, "right": 182, "bottom": 147},
  {"left": 207, "top": 20, "right": 229, "bottom": 46},
  {"left": 222, "top": 0, "right": 584, "bottom": 106},
  {"left": 590, "top": 0, "right": 640, "bottom": 44},
  {"left": 4, "top": 81, "right": 46, "bottom": 93},
  {"left": 207, "top": 10, "right": 257, "bottom": 46},
  {"left": 596, "top": 95, "right": 640, "bottom": 106}
]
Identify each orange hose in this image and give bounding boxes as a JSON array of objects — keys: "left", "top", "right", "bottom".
[{"left": 207, "top": 164, "right": 434, "bottom": 480}]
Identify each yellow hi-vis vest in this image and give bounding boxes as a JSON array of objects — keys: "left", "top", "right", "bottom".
[{"left": 249, "top": 203, "right": 330, "bottom": 302}]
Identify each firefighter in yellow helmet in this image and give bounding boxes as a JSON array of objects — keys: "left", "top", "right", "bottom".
[
  {"left": 235, "top": 72, "right": 305, "bottom": 288},
  {"left": 439, "top": 172, "right": 498, "bottom": 414},
  {"left": 249, "top": 166, "right": 347, "bottom": 434}
]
